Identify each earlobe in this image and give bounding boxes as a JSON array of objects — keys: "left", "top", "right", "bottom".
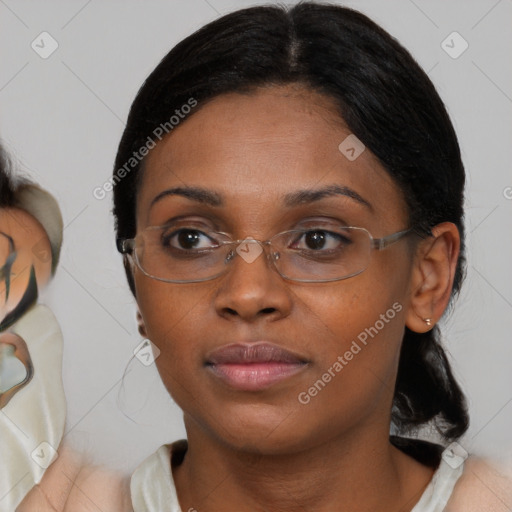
[
  {"left": 136, "top": 309, "right": 147, "bottom": 338},
  {"left": 405, "top": 222, "right": 460, "bottom": 333}
]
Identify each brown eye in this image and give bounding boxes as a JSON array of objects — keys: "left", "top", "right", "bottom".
[
  {"left": 290, "top": 229, "right": 352, "bottom": 252},
  {"left": 161, "top": 228, "right": 218, "bottom": 251}
]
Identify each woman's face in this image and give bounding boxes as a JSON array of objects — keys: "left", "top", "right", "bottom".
[{"left": 133, "top": 84, "right": 417, "bottom": 454}]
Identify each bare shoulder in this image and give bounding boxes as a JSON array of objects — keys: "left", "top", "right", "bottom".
[
  {"left": 446, "top": 456, "right": 512, "bottom": 512},
  {"left": 17, "top": 443, "right": 133, "bottom": 512}
]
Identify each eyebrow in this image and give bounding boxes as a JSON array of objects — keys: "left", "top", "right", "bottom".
[{"left": 150, "top": 184, "right": 372, "bottom": 210}]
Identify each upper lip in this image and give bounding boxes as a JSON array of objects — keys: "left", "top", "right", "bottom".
[{"left": 205, "top": 342, "right": 308, "bottom": 365}]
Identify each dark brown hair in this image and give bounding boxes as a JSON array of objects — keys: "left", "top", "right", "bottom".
[{"left": 112, "top": 2, "right": 468, "bottom": 444}]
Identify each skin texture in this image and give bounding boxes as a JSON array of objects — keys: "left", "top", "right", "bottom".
[{"left": 131, "top": 84, "right": 461, "bottom": 512}]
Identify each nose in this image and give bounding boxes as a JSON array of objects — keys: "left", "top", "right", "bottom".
[{"left": 213, "top": 239, "right": 292, "bottom": 322}]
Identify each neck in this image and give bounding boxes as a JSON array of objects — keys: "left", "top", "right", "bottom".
[{"left": 173, "top": 420, "right": 435, "bottom": 512}]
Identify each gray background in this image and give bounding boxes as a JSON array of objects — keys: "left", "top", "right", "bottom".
[{"left": 1, "top": 0, "right": 511, "bottom": 474}]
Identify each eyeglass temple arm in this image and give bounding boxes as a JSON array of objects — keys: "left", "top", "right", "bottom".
[
  {"left": 116, "top": 227, "right": 423, "bottom": 254},
  {"left": 372, "top": 228, "right": 414, "bottom": 250}
]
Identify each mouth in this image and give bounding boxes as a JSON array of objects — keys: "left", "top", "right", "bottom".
[{"left": 205, "top": 342, "right": 309, "bottom": 391}]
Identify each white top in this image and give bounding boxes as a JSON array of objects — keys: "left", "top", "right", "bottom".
[
  {"left": 0, "top": 304, "right": 66, "bottom": 512},
  {"left": 130, "top": 440, "right": 464, "bottom": 512}
]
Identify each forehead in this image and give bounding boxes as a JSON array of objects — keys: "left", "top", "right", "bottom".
[{"left": 136, "top": 85, "right": 407, "bottom": 232}]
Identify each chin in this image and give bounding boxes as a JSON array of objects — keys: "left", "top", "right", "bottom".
[{"left": 188, "top": 400, "right": 310, "bottom": 454}]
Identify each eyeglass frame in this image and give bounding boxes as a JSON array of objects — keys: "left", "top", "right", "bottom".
[{"left": 117, "top": 224, "right": 418, "bottom": 284}]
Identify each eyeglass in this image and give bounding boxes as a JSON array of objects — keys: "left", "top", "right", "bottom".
[{"left": 117, "top": 221, "right": 414, "bottom": 284}]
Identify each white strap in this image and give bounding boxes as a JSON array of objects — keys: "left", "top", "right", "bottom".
[{"left": 411, "top": 458, "right": 464, "bottom": 512}]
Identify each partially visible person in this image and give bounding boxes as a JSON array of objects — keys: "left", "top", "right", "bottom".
[
  {"left": 111, "top": 3, "right": 512, "bottom": 511},
  {"left": 0, "top": 143, "right": 131, "bottom": 511}
]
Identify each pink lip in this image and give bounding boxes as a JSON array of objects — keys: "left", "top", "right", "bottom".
[{"left": 205, "top": 342, "right": 309, "bottom": 391}]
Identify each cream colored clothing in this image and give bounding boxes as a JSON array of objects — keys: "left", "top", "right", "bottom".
[
  {"left": 0, "top": 304, "right": 66, "bottom": 511},
  {"left": 132, "top": 439, "right": 506, "bottom": 512}
]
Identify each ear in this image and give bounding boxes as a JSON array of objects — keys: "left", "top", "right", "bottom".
[
  {"left": 136, "top": 308, "right": 147, "bottom": 338},
  {"left": 405, "top": 222, "right": 460, "bottom": 333}
]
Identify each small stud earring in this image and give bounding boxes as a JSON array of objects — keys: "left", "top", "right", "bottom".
[{"left": 424, "top": 318, "right": 432, "bottom": 326}]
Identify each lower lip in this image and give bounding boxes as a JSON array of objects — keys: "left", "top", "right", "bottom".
[{"left": 207, "top": 362, "right": 307, "bottom": 391}]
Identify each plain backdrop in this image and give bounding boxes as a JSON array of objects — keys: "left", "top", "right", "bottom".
[{"left": 1, "top": 0, "right": 511, "bottom": 474}]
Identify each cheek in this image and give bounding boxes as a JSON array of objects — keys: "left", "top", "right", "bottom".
[
  {"left": 136, "top": 277, "right": 202, "bottom": 344},
  {"left": 134, "top": 275, "right": 215, "bottom": 387},
  {"left": 299, "top": 265, "right": 406, "bottom": 346},
  {"left": 291, "top": 288, "right": 406, "bottom": 436},
  {"left": 294, "top": 256, "right": 409, "bottom": 405}
]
